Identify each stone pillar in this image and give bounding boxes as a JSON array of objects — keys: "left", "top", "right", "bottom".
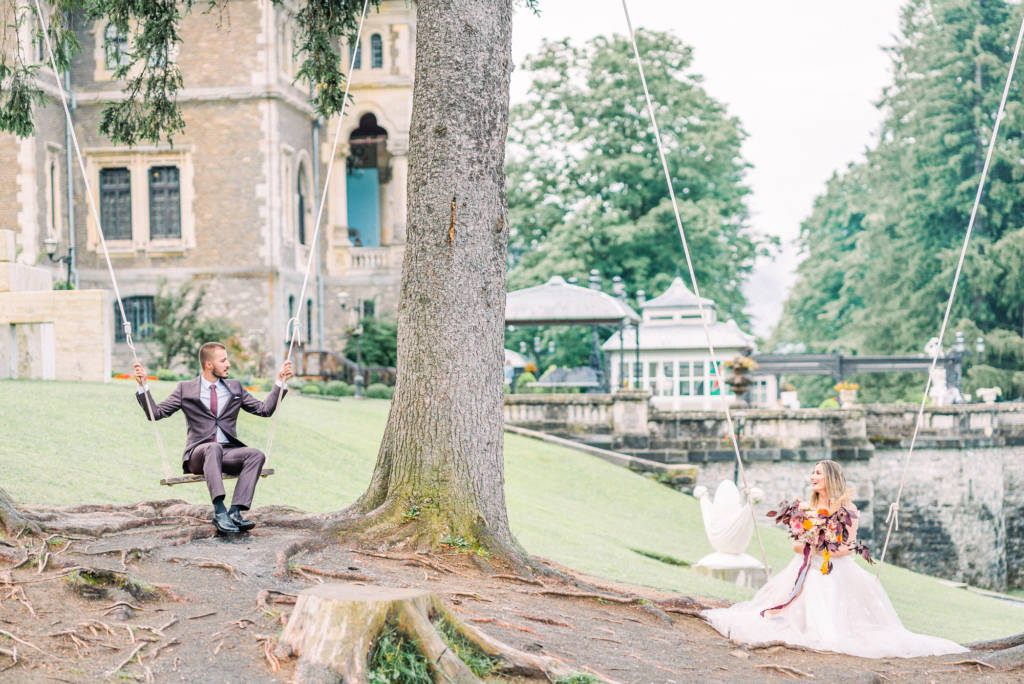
[
  {"left": 327, "top": 142, "right": 352, "bottom": 275},
  {"left": 612, "top": 388, "right": 650, "bottom": 449},
  {"left": 388, "top": 136, "right": 409, "bottom": 245}
]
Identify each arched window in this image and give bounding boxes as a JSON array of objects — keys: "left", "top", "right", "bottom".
[
  {"left": 104, "top": 24, "right": 128, "bottom": 71},
  {"left": 296, "top": 163, "right": 308, "bottom": 245},
  {"left": 346, "top": 113, "right": 388, "bottom": 248},
  {"left": 306, "top": 299, "right": 313, "bottom": 345},
  {"left": 370, "top": 34, "right": 383, "bottom": 69},
  {"left": 349, "top": 40, "right": 361, "bottom": 69}
]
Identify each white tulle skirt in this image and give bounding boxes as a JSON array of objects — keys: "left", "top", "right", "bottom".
[{"left": 703, "top": 554, "right": 968, "bottom": 658}]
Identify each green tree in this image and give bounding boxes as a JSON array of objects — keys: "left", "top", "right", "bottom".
[
  {"left": 344, "top": 316, "right": 398, "bottom": 367},
  {"left": 775, "top": 0, "right": 1024, "bottom": 402},
  {"left": 146, "top": 278, "right": 238, "bottom": 370},
  {"left": 506, "top": 31, "right": 773, "bottom": 325}
]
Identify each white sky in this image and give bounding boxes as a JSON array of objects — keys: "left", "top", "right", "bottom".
[{"left": 510, "top": 1, "right": 904, "bottom": 337}]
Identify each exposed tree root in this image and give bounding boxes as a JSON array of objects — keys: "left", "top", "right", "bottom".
[
  {"left": 980, "top": 643, "right": 1024, "bottom": 668},
  {"left": 755, "top": 663, "right": 815, "bottom": 679},
  {"left": 256, "top": 589, "right": 297, "bottom": 612},
  {"left": 167, "top": 556, "right": 246, "bottom": 580},
  {"left": 275, "top": 583, "right": 616, "bottom": 683},
  {"left": 0, "top": 629, "right": 45, "bottom": 655},
  {"left": 491, "top": 572, "right": 544, "bottom": 586},
  {"left": 274, "top": 537, "right": 329, "bottom": 577},
  {"left": 347, "top": 547, "right": 467, "bottom": 576},
  {"left": 290, "top": 564, "right": 375, "bottom": 583},
  {"left": 0, "top": 488, "right": 40, "bottom": 537},
  {"left": 512, "top": 612, "right": 573, "bottom": 628},
  {"left": 968, "top": 631, "right": 1024, "bottom": 650}
]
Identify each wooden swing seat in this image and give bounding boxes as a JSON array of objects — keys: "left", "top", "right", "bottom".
[{"left": 160, "top": 468, "right": 275, "bottom": 486}]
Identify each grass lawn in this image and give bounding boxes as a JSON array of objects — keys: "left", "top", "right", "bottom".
[{"left": 1, "top": 379, "right": 1020, "bottom": 643}]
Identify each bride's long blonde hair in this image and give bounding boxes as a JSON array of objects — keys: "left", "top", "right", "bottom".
[{"left": 810, "top": 460, "right": 854, "bottom": 512}]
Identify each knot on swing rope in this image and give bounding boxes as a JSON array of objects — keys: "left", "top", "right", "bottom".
[{"left": 885, "top": 502, "right": 900, "bottom": 530}]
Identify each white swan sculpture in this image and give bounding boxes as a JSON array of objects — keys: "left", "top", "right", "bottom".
[{"left": 693, "top": 480, "right": 767, "bottom": 588}]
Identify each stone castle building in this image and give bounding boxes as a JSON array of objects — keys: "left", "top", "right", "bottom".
[{"left": 0, "top": 0, "right": 413, "bottom": 374}]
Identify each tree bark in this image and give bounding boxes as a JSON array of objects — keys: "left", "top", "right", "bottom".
[{"left": 338, "top": 0, "right": 517, "bottom": 554}]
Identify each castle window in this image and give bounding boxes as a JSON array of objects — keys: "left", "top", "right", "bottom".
[
  {"left": 36, "top": 17, "right": 46, "bottom": 63},
  {"left": 370, "top": 34, "right": 383, "bottom": 68},
  {"left": 49, "top": 162, "right": 57, "bottom": 232},
  {"left": 306, "top": 299, "right": 313, "bottom": 343},
  {"left": 100, "top": 167, "right": 132, "bottom": 240},
  {"left": 115, "top": 296, "right": 155, "bottom": 342},
  {"left": 149, "top": 166, "right": 181, "bottom": 239},
  {"left": 349, "top": 41, "right": 362, "bottom": 69},
  {"left": 104, "top": 24, "right": 129, "bottom": 71},
  {"left": 297, "top": 163, "right": 308, "bottom": 245}
]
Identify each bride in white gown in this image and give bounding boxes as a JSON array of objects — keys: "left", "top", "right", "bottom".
[{"left": 703, "top": 460, "right": 968, "bottom": 658}]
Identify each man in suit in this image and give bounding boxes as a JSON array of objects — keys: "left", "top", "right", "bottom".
[{"left": 133, "top": 342, "right": 293, "bottom": 534}]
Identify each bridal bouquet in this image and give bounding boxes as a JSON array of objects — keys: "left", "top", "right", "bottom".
[
  {"left": 759, "top": 499, "right": 875, "bottom": 618},
  {"left": 766, "top": 499, "right": 873, "bottom": 575}
]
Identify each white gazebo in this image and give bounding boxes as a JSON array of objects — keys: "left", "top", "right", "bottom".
[{"left": 601, "top": 278, "right": 771, "bottom": 410}]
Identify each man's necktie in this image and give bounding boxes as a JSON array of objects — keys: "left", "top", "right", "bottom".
[{"left": 209, "top": 382, "right": 218, "bottom": 416}]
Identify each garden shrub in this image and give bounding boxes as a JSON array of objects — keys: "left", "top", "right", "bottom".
[
  {"left": 301, "top": 382, "right": 323, "bottom": 395},
  {"left": 324, "top": 380, "right": 353, "bottom": 396},
  {"left": 156, "top": 368, "right": 179, "bottom": 381},
  {"left": 365, "top": 383, "right": 394, "bottom": 399}
]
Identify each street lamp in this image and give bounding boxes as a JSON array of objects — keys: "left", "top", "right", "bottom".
[
  {"left": 948, "top": 331, "right": 986, "bottom": 395},
  {"left": 43, "top": 237, "right": 72, "bottom": 289},
  {"left": 337, "top": 291, "right": 365, "bottom": 398}
]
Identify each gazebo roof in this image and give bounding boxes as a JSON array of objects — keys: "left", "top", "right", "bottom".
[
  {"left": 601, "top": 319, "right": 755, "bottom": 352},
  {"left": 529, "top": 366, "right": 601, "bottom": 388},
  {"left": 642, "top": 277, "right": 715, "bottom": 310},
  {"left": 506, "top": 275, "right": 640, "bottom": 326}
]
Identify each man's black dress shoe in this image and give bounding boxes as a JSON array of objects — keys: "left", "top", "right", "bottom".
[
  {"left": 228, "top": 509, "right": 256, "bottom": 531},
  {"left": 212, "top": 511, "right": 240, "bottom": 534}
]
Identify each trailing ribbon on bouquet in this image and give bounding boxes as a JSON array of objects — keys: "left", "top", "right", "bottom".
[{"left": 760, "top": 545, "right": 811, "bottom": 618}]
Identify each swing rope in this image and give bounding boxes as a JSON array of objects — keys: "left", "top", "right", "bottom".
[
  {"left": 619, "top": 0, "right": 771, "bottom": 577},
  {"left": 31, "top": 0, "right": 172, "bottom": 478},
  {"left": 261, "top": 0, "right": 371, "bottom": 467},
  {"left": 876, "top": 11, "right": 1024, "bottom": 572}
]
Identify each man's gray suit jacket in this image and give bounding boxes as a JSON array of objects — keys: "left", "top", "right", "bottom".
[{"left": 136, "top": 378, "right": 286, "bottom": 471}]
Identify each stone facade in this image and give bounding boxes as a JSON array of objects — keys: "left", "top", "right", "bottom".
[
  {"left": 505, "top": 394, "right": 1024, "bottom": 591},
  {"left": 1, "top": 0, "right": 413, "bottom": 376},
  {"left": 0, "top": 229, "right": 111, "bottom": 381}
]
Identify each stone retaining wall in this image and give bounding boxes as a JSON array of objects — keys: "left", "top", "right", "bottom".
[{"left": 504, "top": 392, "right": 1024, "bottom": 590}]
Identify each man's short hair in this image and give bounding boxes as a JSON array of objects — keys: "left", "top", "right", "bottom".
[{"left": 198, "top": 342, "right": 226, "bottom": 368}]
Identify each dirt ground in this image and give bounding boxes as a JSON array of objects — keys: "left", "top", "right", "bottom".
[{"left": 0, "top": 500, "right": 1019, "bottom": 683}]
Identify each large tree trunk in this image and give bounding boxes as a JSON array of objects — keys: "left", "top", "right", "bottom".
[{"left": 339, "top": 0, "right": 516, "bottom": 553}]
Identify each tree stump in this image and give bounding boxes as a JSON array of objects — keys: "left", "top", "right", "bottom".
[{"left": 276, "top": 583, "right": 599, "bottom": 683}]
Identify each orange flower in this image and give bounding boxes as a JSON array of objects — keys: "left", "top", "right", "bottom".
[
  {"left": 837, "top": 534, "right": 843, "bottom": 543},
  {"left": 817, "top": 508, "right": 829, "bottom": 516},
  {"left": 802, "top": 519, "right": 813, "bottom": 530}
]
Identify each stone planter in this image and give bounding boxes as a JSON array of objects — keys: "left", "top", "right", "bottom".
[
  {"left": 838, "top": 388, "right": 858, "bottom": 408},
  {"left": 780, "top": 390, "right": 800, "bottom": 409}
]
